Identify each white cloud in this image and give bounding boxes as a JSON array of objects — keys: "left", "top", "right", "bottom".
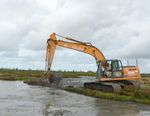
[{"left": 0, "top": 0, "right": 150, "bottom": 72}]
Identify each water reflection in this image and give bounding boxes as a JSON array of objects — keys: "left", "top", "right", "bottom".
[{"left": 95, "top": 98, "right": 150, "bottom": 116}]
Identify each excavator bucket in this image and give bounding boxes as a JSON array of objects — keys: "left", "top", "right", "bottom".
[{"left": 47, "top": 72, "right": 54, "bottom": 83}]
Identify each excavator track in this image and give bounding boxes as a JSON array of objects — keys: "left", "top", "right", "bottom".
[
  {"left": 84, "top": 82, "right": 121, "bottom": 93},
  {"left": 84, "top": 80, "right": 140, "bottom": 93}
]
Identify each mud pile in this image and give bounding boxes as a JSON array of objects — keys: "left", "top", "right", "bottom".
[{"left": 24, "top": 73, "right": 64, "bottom": 88}]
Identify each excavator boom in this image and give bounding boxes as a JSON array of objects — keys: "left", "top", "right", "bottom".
[{"left": 46, "top": 33, "right": 106, "bottom": 72}]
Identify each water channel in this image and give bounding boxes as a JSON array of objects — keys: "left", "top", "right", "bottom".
[{"left": 0, "top": 81, "right": 149, "bottom": 116}]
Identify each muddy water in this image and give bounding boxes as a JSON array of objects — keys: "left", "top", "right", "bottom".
[
  {"left": 58, "top": 76, "right": 97, "bottom": 88},
  {"left": 0, "top": 80, "right": 149, "bottom": 116}
]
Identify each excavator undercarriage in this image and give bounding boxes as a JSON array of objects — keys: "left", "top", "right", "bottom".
[{"left": 84, "top": 80, "right": 140, "bottom": 93}]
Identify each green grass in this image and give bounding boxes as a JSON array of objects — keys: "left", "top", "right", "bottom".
[
  {"left": 64, "top": 87, "right": 150, "bottom": 104},
  {"left": 58, "top": 71, "right": 95, "bottom": 78},
  {"left": 0, "top": 68, "right": 95, "bottom": 81},
  {"left": 0, "top": 68, "right": 45, "bottom": 81}
]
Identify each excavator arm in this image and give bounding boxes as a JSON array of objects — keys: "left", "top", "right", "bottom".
[{"left": 46, "top": 33, "right": 107, "bottom": 73}]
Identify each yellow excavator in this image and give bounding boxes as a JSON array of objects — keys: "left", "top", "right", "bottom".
[{"left": 46, "top": 33, "right": 141, "bottom": 92}]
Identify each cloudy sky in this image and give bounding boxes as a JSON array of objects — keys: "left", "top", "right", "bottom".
[{"left": 0, "top": 0, "right": 150, "bottom": 73}]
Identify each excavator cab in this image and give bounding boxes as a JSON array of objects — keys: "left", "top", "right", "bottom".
[
  {"left": 106, "top": 60, "right": 123, "bottom": 78},
  {"left": 97, "top": 59, "right": 124, "bottom": 79}
]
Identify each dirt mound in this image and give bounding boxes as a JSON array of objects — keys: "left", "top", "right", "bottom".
[{"left": 24, "top": 73, "right": 63, "bottom": 88}]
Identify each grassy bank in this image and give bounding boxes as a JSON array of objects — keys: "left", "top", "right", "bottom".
[
  {"left": 59, "top": 71, "right": 95, "bottom": 78},
  {"left": 0, "top": 68, "right": 44, "bottom": 81},
  {"left": 65, "top": 87, "right": 150, "bottom": 104},
  {"left": 0, "top": 68, "right": 95, "bottom": 81}
]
